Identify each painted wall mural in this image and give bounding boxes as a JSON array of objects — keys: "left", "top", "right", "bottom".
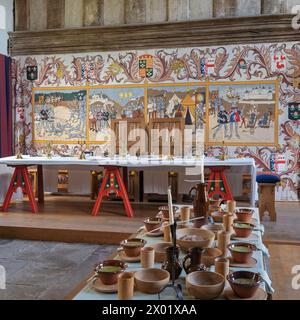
[
  {"left": 12, "top": 43, "right": 300, "bottom": 201},
  {"left": 33, "top": 89, "right": 87, "bottom": 142},
  {"left": 207, "top": 82, "right": 278, "bottom": 145}
]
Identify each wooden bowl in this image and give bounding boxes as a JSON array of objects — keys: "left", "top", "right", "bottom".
[
  {"left": 211, "top": 211, "right": 224, "bottom": 223},
  {"left": 227, "top": 271, "right": 262, "bottom": 298},
  {"left": 176, "top": 228, "right": 215, "bottom": 252},
  {"left": 186, "top": 271, "right": 225, "bottom": 300},
  {"left": 95, "top": 260, "right": 127, "bottom": 285},
  {"left": 228, "top": 243, "right": 257, "bottom": 264},
  {"left": 235, "top": 209, "right": 255, "bottom": 223},
  {"left": 201, "top": 248, "right": 222, "bottom": 267},
  {"left": 153, "top": 242, "right": 172, "bottom": 263},
  {"left": 134, "top": 268, "right": 170, "bottom": 294},
  {"left": 144, "top": 217, "right": 162, "bottom": 233},
  {"left": 233, "top": 222, "right": 255, "bottom": 238},
  {"left": 120, "top": 238, "right": 147, "bottom": 257},
  {"left": 201, "top": 224, "right": 224, "bottom": 237},
  {"left": 158, "top": 206, "right": 179, "bottom": 219}
]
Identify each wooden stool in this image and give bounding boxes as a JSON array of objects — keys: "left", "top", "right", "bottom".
[{"left": 258, "top": 183, "right": 277, "bottom": 221}]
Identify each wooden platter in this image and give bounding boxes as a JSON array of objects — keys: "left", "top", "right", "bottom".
[
  {"left": 224, "top": 287, "right": 267, "bottom": 300},
  {"left": 92, "top": 278, "right": 118, "bottom": 294},
  {"left": 118, "top": 250, "right": 141, "bottom": 263},
  {"left": 229, "top": 257, "right": 257, "bottom": 268}
]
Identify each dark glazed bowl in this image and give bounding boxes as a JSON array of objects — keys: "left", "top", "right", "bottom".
[
  {"left": 235, "top": 209, "right": 255, "bottom": 223},
  {"left": 95, "top": 260, "right": 127, "bottom": 285},
  {"left": 227, "top": 271, "right": 262, "bottom": 298},
  {"left": 228, "top": 242, "right": 257, "bottom": 264},
  {"left": 120, "top": 238, "right": 147, "bottom": 257}
]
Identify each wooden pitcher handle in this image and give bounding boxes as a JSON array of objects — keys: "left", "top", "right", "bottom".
[
  {"left": 189, "top": 187, "right": 197, "bottom": 197},
  {"left": 182, "top": 253, "right": 191, "bottom": 273}
]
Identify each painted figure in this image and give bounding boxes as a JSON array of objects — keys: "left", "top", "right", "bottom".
[
  {"left": 228, "top": 105, "right": 241, "bottom": 139},
  {"left": 213, "top": 105, "right": 229, "bottom": 139}
]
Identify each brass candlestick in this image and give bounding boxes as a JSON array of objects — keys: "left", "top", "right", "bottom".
[
  {"left": 44, "top": 141, "right": 53, "bottom": 159},
  {"left": 220, "top": 140, "right": 227, "bottom": 161},
  {"left": 78, "top": 140, "right": 86, "bottom": 160}
]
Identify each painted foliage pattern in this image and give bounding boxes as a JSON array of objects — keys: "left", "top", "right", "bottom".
[{"left": 12, "top": 43, "right": 300, "bottom": 200}]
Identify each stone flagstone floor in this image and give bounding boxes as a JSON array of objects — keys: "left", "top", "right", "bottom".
[{"left": 0, "top": 239, "right": 117, "bottom": 300}]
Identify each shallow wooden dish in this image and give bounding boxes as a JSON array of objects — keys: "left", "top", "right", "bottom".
[
  {"left": 92, "top": 277, "right": 118, "bottom": 293},
  {"left": 176, "top": 228, "right": 215, "bottom": 252},
  {"left": 186, "top": 271, "right": 225, "bottom": 300},
  {"left": 153, "top": 242, "right": 172, "bottom": 263},
  {"left": 134, "top": 268, "right": 170, "bottom": 294},
  {"left": 224, "top": 287, "right": 267, "bottom": 300},
  {"left": 201, "top": 247, "right": 222, "bottom": 267},
  {"left": 201, "top": 224, "right": 224, "bottom": 237}
]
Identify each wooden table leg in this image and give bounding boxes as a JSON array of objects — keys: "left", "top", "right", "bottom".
[{"left": 37, "top": 165, "right": 44, "bottom": 204}]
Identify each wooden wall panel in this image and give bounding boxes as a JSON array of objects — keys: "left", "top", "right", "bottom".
[
  {"left": 47, "top": 0, "right": 65, "bottom": 29},
  {"left": 14, "top": 0, "right": 29, "bottom": 31},
  {"left": 214, "top": 0, "right": 261, "bottom": 17},
  {"left": 262, "top": 0, "right": 287, "bottom": 14},
  {"left": 65, "top": 0, "right": 83, "bottom": 28},
  {"left": 287, "top": 0, "right": 300, "bottom": 12},
  {"left": 145, "top": 0, "right": 167, "bottom": 23},
  {"left": 29, "top": 0, "right": 47, "bottom": 31},
  {"left": 168, "top": 0, "right": 189, "bottom": 22},
  {"left": 189, "top": 0, "right": 213, "bottom": 20},
  {"left": 83, "top": 0, "right": 104, "bottom": 26},
  {"left": 125, "top": 0, "right": 146, "bottom": 24},
  {"left": 103, "top": 0, "right": 125, "bottom": 26}
]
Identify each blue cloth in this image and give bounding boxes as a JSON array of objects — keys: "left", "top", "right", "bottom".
[{"left": 256, "top": 174, "right": 280, "bottom": 184}]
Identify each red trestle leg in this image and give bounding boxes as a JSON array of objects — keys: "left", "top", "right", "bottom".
[
  {"left": 2, "top": 166, "right": 38, "bottom": 214},
  {"left": 92, "top": 166, "right": 133, "bottom": 218}
]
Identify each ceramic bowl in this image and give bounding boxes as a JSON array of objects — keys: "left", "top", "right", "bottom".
[
  {"left": 228, "top": 242, "right": 257, "bottom": 264},
  {"left": 120, "top": 238, "right": 147, "bottom": 257},
  {"left": 193, "top": 217, "right": 206, "bottom": 228},
  {"left": 95, "top": 260, "right": 127, "bottom": 285},
  {"left": 134, "top": 268, "right": 170, "bottom": 294},
  {"left": 186, "top": 271, "right": 225, "bottom": 300},
  {"left": 209, "top": 198, "right": 221, "bottom": 206},
  {"left": 158, "top": 206, "right": 179, "bottom": 219},
  {"left": 227, "top": 271, "right": 262, "bottom": 298},
  {"left": 153, "top": 242, "right": 173, "bottom": 263},
  {"left": 210, "top": 211, "right": 224, "bottom": 223},
  {"left": 144, "top": 217, "right": 162, "bottom": 233},
  {"left": 233, "top": 222, "right": 255, "bottom": 238},
  {"left": 201, "top": 224, "right": 224, "bottom": 237},
  {"left": 235, "top": 209, "right": 255, "bottom": 223},
  {"left": 176, "top": 228, "right": 215, "bottom": 252},
  {"left": 201, "top": 247, "right": 222, "bottom": 267}
]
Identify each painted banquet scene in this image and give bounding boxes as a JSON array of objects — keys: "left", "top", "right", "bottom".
[{"left": 0, "top": 0, "right": 300, "bottom": 306}]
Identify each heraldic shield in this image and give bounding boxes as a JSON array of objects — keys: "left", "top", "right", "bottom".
[{"left": 139, "top": 54, "right": 154, "bottom": 78}]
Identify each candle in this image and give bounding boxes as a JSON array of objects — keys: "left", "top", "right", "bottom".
[
  {"left": 17, "top": 129, "right": 20, "bottom": 144},
  {"left": 167, "top": 186, "right": 174, "bottom": 225},
  {"left": 201, "top": 157, "right": 205, "bottom": 183}
]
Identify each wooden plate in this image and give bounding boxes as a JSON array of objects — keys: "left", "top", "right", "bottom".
[
  {"left": 118, "top": 250, "right": 141, "bottom": 262},
  {"left": 231, "top": 233, "right": 259, "bottom": 241},
  {"left": 92, "top": 278, "right": 118, "bottom": 293},
  {"left": 229, "top": 256, "right": 257, "bottom": 268},
  {"left": 224, "top": 287, "right": 267, "bottom": 300},
  {"left": 146, "top": 230, "right": 164, "bottom": 237}
]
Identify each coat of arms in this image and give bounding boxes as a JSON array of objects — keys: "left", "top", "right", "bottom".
[
  {"left": 200, "top": 57, "right": 215, "bottom": 77},
  {"left": 288, "top": 102, "right": 300, "bottom": 121},
  {"left": 272, "top": 53, "right": 287, "bottom": 72},
  {"left": 139, "top": 54, "right": 154, "bottom": 78}
]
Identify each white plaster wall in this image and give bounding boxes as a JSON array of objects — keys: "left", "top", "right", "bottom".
[{"left": 0, "top": 0, "right": 13, "bottom": 56}]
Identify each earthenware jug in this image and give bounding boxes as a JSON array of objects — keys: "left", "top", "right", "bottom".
[
  {"left": 182, "top": 247, "right": 206, "bottom": 274},
  {"left": 162, "top": 246, "right": 182, "bottom": 280},
  {"left": 189, "top": 183, "right": 209, "bottom": 224}
]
